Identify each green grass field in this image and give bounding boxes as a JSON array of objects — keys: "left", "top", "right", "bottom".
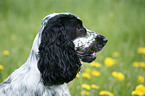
[{"left": 0, "top": 0, "right": 145, "bottom": 96}]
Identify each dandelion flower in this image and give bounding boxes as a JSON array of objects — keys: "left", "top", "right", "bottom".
[
  {"left": 117, "top": 72, "right": 125, "bottom": 81},
  {"left": 104, "top": 57, "right": 115, "bottom": 67},
  {"left": 133, "top": 62, "right": 145, "bottom": 68},
  {"left": 109, "top": 93, "right": 114, "bottom": 96},
  {"left": 3, "top": 50, "right": 10, "bottom": 56},
  {"left": 81, "top": 84, "right": 91, "bottom": 90},
  {"left": 112, "top": 72, "right": 118, "bottom": 78},
  {"left": 82, "top": 73, "right": 91, "bottom": 79},
  {"left": 85, "top": 91, "right": 90, "bottom": 95},
  {"left": 90, "top": 62, "right": 102, "bottom": 68},
  {"left": 140, "top": 62, "right": 145, "bottom": 68},
  {"left": 99, "top": 90, "right": 114, "bottom": 96},
  {"left": 99, "top": 91, "right": 109, "bottom": 95},
  {"left": 92, "top": 71, "right": 100, "bottom": 77},
  {"left": 112, "top": 72, "right": 125, "bottom": 81},
  {"left": 0, "top": 65, "right": 4, "bottom": 70},
  {"left": 136, "top": 85, "right": 145, "bottom": 93},
  {"left": 84, "top": 68, "right": 91, "bottom": 73},
  {"left": 132, "top": 84, "right": 145, "bottom": 96},
  {"left": 91, "top": 84, "right": 99, "bottom": 89},
  {"left": 81, "top": 91, "right": 86, "bottom": 95},
  {"left": 76, "top": 73, "right": 80, "bottom": 78},
  {"left": 138, "top": 76, "right": 144, "bottom": 83},
  {"left": 138, "top": 47, "right": 145, "bottom": 54},
  {"left": 81, "top": 91, "right": 90, "bottom": 95},
  {"left": 133, "top": 62, "right": 139, "bottom": 67}
]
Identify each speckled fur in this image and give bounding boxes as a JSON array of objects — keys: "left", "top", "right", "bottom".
[{"left": 0, "top": 13, "right": 104, "bottom": 96}]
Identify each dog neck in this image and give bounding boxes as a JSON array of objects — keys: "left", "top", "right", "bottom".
[{"left": 1, "top": 32, "right": 70, "bottom": 95}]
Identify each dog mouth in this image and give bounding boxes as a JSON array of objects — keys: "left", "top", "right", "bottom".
[
  {"left": 77, "top": 51, "right": 97, "bottom": 63},
  {"left": 74, "top": 32, "right": 108, "bottom": 63},
  {"left": 76, "top": 42, "right": 107, "bottom": 63}
]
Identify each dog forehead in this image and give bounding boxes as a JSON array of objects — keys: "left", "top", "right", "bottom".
[
  {"left": 43, "top": 13, "right": 71, "bottom": 21},
  {"left": 38, "top": 13, "right": 80, "bottom": 36},
  {"left": 42, "top": 13, "right": 80, "bottom": 26}
]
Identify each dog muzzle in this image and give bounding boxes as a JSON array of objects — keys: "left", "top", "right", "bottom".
[{"left": 73, "top": 30, "right": 108, "bottom": 63}]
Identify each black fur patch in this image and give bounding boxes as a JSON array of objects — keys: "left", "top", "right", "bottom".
[{"left": 38, "top": 14, "right": 81, "bottom": 86}]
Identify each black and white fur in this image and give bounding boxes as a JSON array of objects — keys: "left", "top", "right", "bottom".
[{"left": 0, "top": 13, "right": 107, "bottom": 96}]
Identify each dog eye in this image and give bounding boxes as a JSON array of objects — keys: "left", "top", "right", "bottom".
[
  {"left": 76, "top": 27, "right": 80, "bottom": 30},
  {"left": 76, "top": 27, "right": 82, "bottom": 31}
]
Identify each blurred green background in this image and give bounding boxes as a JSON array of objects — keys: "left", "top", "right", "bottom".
[{"left": 0, "top": 0, "right": 145, "bottom": 96}]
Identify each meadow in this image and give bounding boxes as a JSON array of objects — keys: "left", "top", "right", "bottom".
[{"left": 0, "top": 0, "right": 145, "bottom": 96}]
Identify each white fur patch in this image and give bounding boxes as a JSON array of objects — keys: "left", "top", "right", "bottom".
[
  {"left": 0, "top": 13, "right": 71, "bottom": 96},
  {"left": 73, "top": 30, "right": 98, "bottom": 51}
]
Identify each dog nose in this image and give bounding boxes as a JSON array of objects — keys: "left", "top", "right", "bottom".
[
  {"left": 103, "top": 37, "right": 108, "bottom": 44},
  {"left": 96, "top": 34, "right": 108, "bottom": 44}
]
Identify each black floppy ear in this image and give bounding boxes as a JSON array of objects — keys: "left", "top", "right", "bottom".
[{"left": 38, "top": 20, "right": 81, "bottom": 86}]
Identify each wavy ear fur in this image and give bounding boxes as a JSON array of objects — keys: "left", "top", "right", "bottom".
[{"left": 38, "top": 17, "right": 81, "bottom": 86}]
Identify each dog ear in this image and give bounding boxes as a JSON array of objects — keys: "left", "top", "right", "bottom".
[{"left": 38, "top": 20, "right": 81, "bottom": 86}]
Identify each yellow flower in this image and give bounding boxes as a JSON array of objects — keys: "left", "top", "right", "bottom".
[
  {"left": 138, "top": 47, "right": 145, "bottom": 54},
  {"left": 112, "top": 72, "right": 125, "bottom": 81},
  {"left": 76, "top": 73, "right": 80, "bottom": 78},
  {"left": 136, "top": 85, "right": 145, "bottom": 93},
  {"left": 112, "top": 52, "right": 120, "bottom": 57},
  {"left": 3, "top": 50, "right": 10, "bottom": 56},
  {"left": 133, "top": 62, "right": 139, "bottom": 67},
  {"left": 91, "top": 84, "right": 99, "bottom": 89},
  {"left": 81, "top": 91, "right": 86, "bottom": 95},
  {"left": 82, "top": 84, "right": 91, "bottom": 90},
  {"left": 138, "top": 76, "right": 144, "bottom": 83},
  {"left": 99, "top": 91, "right": 109, "bottom": 95},
  {"left": 81, "top": 91, "right": 90, "bottom": 95},
  {"left": 99, "top": 91, "right": 114, "bottom": 96},
  {"left": 109, "top": 93, "right": 114, "bottom": 96},
  {"left": 90, "top": 62, "right": 102, "bottom": 68},
  {"left": 132, "top": 91, "right": 139, "bottom": 95},
  {"left": 104, "top": 57, "right": 115, "bottom": 67},
  {"left": 112, "top": 72, "right": 118, "bottom": 78},
  {"left": 92, "top": 71, "right": 100, "bottom": 77},
  {"left": 85, "top": 91, "right": 90, "bottom": 95},
  {"left": 84, "top": 68, "right": 91, "bottom": 73},
  {"left": 133, "top": 62, "right": 145, "bottom": 68},
  {"left": 132, "top": 84, "right": 145, "bottom": 96},
  {"left": 117, "top": 72, "right": 125, "bottom": 80},
  {"left": 140, "top": 62, "right": 145, "bottom": 68},
  {"left": 82, "top": 73, "right": 91, "bottom": 79},
  {"left": 0, "top": 65, "right": 4, "bottom": 70}
]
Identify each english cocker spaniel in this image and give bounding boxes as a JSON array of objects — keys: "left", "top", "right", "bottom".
[{"left": 0, "top": 13, "right": 107, "bottom": 96}]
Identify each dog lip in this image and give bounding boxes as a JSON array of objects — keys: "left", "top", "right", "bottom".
[
  {"left": 78, "top": 52, "right": 97, "bottom": 63},
  {"left": 77, "top": 51, "right": 85, "bottom": 54},
  {"left": 77, "top": 51, "right": 96, "bottom": 57}
]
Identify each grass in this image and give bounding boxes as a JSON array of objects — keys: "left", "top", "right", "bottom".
[{"left": 0, "top": 0, "right": 145, "bottom": 96}]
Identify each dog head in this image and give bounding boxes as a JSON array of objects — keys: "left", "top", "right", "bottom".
[{"left": 36, "top": 13, "right": 107, "bottom": 86}]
